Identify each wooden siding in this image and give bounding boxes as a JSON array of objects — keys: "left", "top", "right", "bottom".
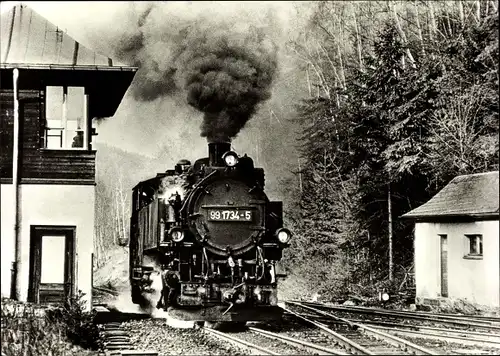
[{"left": 0, "top": 89, "right": 95, "bottom": 183}]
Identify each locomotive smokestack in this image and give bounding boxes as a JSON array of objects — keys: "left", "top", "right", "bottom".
[{"left": 209, "top": 142, "right": 231, "bottom": 167}]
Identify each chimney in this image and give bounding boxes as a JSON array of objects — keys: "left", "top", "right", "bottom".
[{"left": 208, "top": 142, "right": 231, "bottom": 167}]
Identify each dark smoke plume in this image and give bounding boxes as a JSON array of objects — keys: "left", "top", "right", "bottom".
[
  {"left": 115, "top": 5, "right": 179, "bottom": 101},
  {"left": 182, "top": 29, "right": 278, "bottom": 142},
  {"left": 112, "top": 3, "right": 279, "bottom": 143}
]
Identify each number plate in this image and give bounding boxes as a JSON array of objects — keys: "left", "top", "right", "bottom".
[{"left": 208, "top": 209, "right": 252, "bottom": 222}]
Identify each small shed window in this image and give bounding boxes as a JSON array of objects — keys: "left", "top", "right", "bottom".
[
  {"left": 465, "top": 234, "right": 483, "bottom": 258},
  {"left": 45, "top": 86, "right": 88, "bottom": 149}
]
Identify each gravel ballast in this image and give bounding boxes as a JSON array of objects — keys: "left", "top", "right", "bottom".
[{"left": 121, "top": 319, "right": 247, "bottom": 355}]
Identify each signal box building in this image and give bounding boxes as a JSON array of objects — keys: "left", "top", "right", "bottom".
[
  {"left": 0, "top": 4, "right": 137, "bottom": 309},
  {"left": 402, "top": 171, "right": 499, "bottom": 309}
]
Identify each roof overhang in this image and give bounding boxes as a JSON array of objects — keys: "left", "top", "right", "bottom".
[
  {"left": 400, "top": 212, "right": 499, "bottom": 223},
  {"left": 0, "top": 63, "right": 137, "bottom": 71},
  {"left": 0, "top": 64, "right": 138, "bottom": 118}
]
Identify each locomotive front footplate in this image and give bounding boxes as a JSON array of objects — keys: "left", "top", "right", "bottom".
[{"left": 166, "top": 305, "right": 283, "bottom": 322}]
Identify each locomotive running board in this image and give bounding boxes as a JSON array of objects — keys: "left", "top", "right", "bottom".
[{"left": 167, "top": 305, "right": 283, "bottom": 322}]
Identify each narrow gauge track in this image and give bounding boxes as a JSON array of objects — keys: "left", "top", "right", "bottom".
[
  {"left": 328, "top": 304, "right": 500, "bottom": 324},
  {"left": 344, "top": 318, "right": 500, "bottom": 345},
  {"left": 284, "top": 302, "right": 438, "bottom": 355},
  {"left": 295, "top": 301, "right": 500, "bottom": 332},
  {"left": 202, "top": 325, "right": 347, "bottom": 355},
  {"left": 288, "top": 301, "right": 500, "bottom": 354},
  {"left": 202, "top": 327, "right": 279, "bottom": 355},
  {"left": 368, "top": 324, "right": 500, "bottom": 349},
  {"left": 248, "top": 326, "right": 348, "bottom": 355},
  {"left": 94, "top": 305, "right": 158, "bottom": 356}
]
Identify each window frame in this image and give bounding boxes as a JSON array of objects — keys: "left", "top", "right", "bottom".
[
  {"left": 464, "top": 234, "right": 483, "bottom": 259},
  {"left": 44, "top": 85, "right": 89, "bottom": 150}
]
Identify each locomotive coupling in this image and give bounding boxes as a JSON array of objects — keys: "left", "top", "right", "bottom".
[{"left": 222, "top": 282, "right": 246, "bottom": 304}]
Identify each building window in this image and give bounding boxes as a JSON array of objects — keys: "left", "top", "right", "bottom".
[
  {"left": 45, "top": 86, "right": 87, "bottom": 149},
  {"left": 465, "top": 234, "right": 483, "bottom": 258}
]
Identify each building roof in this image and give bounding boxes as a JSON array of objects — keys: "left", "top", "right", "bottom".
[
  {"left": 1, "top": 4, "right": 130, "bottom": 69},
  {"left": 0, "top": 3, "right": 137, "bottom": 118},
  {"left": 402, "top": 171, "right": 499, "bottom": 220}
]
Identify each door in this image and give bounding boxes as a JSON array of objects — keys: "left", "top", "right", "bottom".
[
  {"left": 440, "top": 234, "right": 448, "bottom": 297},
  {"left": 28, "top": 226, "right": 75, "bottom": 304}
]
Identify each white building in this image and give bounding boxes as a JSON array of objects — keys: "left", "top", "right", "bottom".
[
  {"left": 0, "top": 4, "right": 136, "bottom": 310},
  {"left": 402, "top": 171, "right": 499, "bottom": 309}
]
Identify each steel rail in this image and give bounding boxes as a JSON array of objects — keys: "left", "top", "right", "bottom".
[
  {"left": 370, "top": 325, "right": 500, "bottom": 348},
  {"left": 283, "top": 306, "right": 375, "bottom": 355},
  {"left": 248, "top": 326, "right": 348, "bottom": 355},
  {"left": 338, "top": 305, "right": 500, "bottom": 326},
  {"left": 202, "top": 327, "right": 280, "bottom": 355},
  {"left": 347, "top": 318, "right": 500, "bottom": 341},
  {"left": 288, "top": 301, "right": 438, "bottom": 355},
  {"left": 332, "top": 304, "right": 500, "bottom": 324},
  {"left": 297, "top": 301, "right": 500, "bottom": 330}
]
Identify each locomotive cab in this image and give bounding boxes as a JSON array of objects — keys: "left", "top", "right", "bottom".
[{"left": 129, "top": 142, "right": 291, "bottom": 322}]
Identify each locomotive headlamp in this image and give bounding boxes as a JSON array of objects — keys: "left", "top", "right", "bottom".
[
  {"left": 222, "top": 151, "right": 239, "bottom": 167},
  {"left": 269, "top": 292, "right": 278, "bottom": 306},
  {"left": 197, "top": 286, "right": 207, "bottom": 297},
  {"left": 275, "top": 228, "right": 292, "bottom": 244},
  {"left": 253, "top": 286, "right": 263, "bottom": 302},
  {"left": 169, "top": 227, "right": 185, "bottom": 242}
]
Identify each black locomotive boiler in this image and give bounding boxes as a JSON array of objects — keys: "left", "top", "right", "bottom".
[{"left": 129, "top": 142, "right": 292, "bottom": 323}]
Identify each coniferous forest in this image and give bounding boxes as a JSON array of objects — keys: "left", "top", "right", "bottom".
[{"left": 279, "top": 0, "right": 499, "bottom": 301}]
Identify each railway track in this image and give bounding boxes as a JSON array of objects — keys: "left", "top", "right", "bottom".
[
  {"left": 345, "top": 318, "right": 500, "bottom": 344},
  {"left": 248, "top": 326, "right": 348, "bottom": 355},
  {"left": 328, "top": 304, "right": 500, "bottom": 324},
  {"left": 202, "top": 323, "right": 348, "bottom": 355},
  {"left": 284, "top": 302, "right": 438, "bottom": 355},
  {"left": 293, "top": 301, "right": 500, "bottom": 346},
  {"left": 369, "top": 324, "right": 500, "bottom": 348},
  {"left": 92, "top": 296, "right": 498, "bottom": 355},
  {"left": 202, "top": 327, "right": 280, "bottom": 355},
  {"left": 287, "top": 301, "right": 500, "bottom": 354},
  {"left": 295, "top": 301, "right": 500, "bottom": 332},
  {"left": 94, "top": 305, "right": 158, "bottom": 356}
]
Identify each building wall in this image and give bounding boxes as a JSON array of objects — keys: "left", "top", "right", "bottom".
[
  {"left": 0, "top": 89, "right": 96, "bottom": 184},
  {"left": 415, "top": 220, "right": 499, "bottom": 307},
  {"left": 1, "top": 183, "right": 94, "bottom": 310}
]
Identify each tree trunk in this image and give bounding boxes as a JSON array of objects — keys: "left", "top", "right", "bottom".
[
  {"left": 475, "top": 0, "right": 481, "bottom": 23},
  {"left": 353, "top": 11, "right": 364, "bottom": 71},
  {"left": 298, "top": 158, "right": 303, "bottom": 194},
  {"left": 445, "top": 8, "right": 453, "bottom": 37},
  {"left": 388, "top": 183, "right": 393, "bottom": 282},
  {"left": 306, "top": 66, "right": 312, "bottom": 97},
  {"left": 428, "top": 1, "right": 437, "bottom": 42},
  {"left": 118, "top": 174, "right": 127, "bottom": 244},
  {"left": 414, "top": 5, "right": 426, "bottom": 57},
  {"left": 391, "top": 1, "right": 416, "bottom": 68},
  {"left": 458, "top": 0, "right": 465, "bottom": 27},
  {"left": 337, "top": 44, "right": 346, "bottom": 88}
]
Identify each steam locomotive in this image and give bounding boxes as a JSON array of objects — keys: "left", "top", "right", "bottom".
[{"left": 129, "top": 142, "right": 291, "bottom": 323}]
